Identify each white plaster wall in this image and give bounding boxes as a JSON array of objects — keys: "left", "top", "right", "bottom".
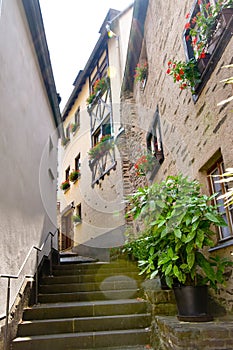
[{"left": 0, "top": 0, "right": 58, "bottom": 317}]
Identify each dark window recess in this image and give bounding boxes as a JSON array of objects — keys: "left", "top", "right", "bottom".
[
  {"left": 92, "top": 117, "right": 111, "bottom": 146},
  {"left": 102, "top": 117, "right": 111, "bottom": 136},
  {"left": 76, "top": 204, "right": 82, "bottom": 219},
  {"left": 146, "top": 105, "right": 164, "bottom": 179},
  {"left": 89, "top": 54, "right": 108, "bottom": 93},
  {"left": 93, "top": 128, "right": 101, "bottom": 146},
  {"left": 65, "top": 166, "right": 70, "bottom": 181},
  {"left": 66, "top": 125, "right": 70, "bottom": 140},
  {"left": 75, "top": 107, "right": 80, "bottom": 127},
  {"left": 208, "top": 159, "right": 233, "bottom": 242},
  {"left": 75, "top": 154, "right": 81, "bottom": 171}
]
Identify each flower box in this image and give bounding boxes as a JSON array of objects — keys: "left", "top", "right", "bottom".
[
  {"left": 69, "top": 170, "right": 81, "bottom": 182},
  {"left": 60, "top": 180, "right": 70, "bottom": 191}
]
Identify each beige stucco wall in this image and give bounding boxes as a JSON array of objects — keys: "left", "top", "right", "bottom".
[
  {"left": 0, "top": 0, "right": 58, "bottom": 317},
  {"left": 59, "top": 8, "right": 134, "bottom": 258},
  {"left": 121, "top": 0, "right": 233, "bottom": 310}
]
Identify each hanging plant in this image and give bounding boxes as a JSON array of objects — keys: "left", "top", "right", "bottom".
[
  {"left": 134, "top": 62, "right": 148, "bottom": 83},
  {"left": 166, "top": 58, "right": 201, "bottom": 91}
]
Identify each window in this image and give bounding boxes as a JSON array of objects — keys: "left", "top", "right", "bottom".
[
  {"left": 66, "top": 125, "right": 70, "bottom": 140},
  {"left": 76, "top": 204, "right": 82, "bottom": 220},
  {"left": 75, "top": 107, "right": 80, "bottom": 128},
  {"left": 208, "top": 159, "right": 233, "bottom": 242},
  {"left": 65, "top": 166, "right": 70, "bottom": 181},
  {"left": 75, "top": 153, "right": 81, "bottom": 172},
  {"left": 102, "top": 117, "right": 111, "bottom": 136},
  {"left": 92, "top": 116, "right": 111, "bottom": 146},
  {"left": 146, "top": 106, "right": 164, "bottom": 179},
  {"left": 89, "top": 55, "right": 108, "bottom": 93},
  {"left": 183, "top": 0, "right": 233, "bottom": 96}
]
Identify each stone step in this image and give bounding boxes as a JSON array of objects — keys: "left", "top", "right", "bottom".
[
  {"left": 52, "top": 266, "right": 138, "bottom": 276},
  {"left": 23, "top": 299, "right": 149, "bottom": 321},
  {"left": 38, "top": 288, "right": 139, "bottom": 303},
  {"left": 39, "top": 278, "right": 138, "bottom": 294},
  {"left": 41, "top": 272, "right": 142, "bottom": 285},
  {"left": 18, "top": 313, "right": 151, "bottom": 336},
  {"left": 82, "top": 347, "right": 151, "bottom": 350},
  {"left": 12, "top": 328, "right": 151, "bottom": 350}
]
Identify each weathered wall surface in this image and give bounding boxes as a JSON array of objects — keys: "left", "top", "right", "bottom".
[
  {"left": 121, "top": 0, "right": 233, "bottom": 310},
  {"left": 0, "top": 0, "right": 58, "bottom": 317}
]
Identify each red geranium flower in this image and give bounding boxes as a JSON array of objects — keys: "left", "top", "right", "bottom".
[
  {"left": 199, "top": 51, "right": 206, "bottom": 59},
  {"left": 185, "top": 22, "right": 191, "bottom": 29}
]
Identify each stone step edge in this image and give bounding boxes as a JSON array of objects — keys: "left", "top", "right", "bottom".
[
  {"left": 38, "top": 288, "right": 140, "bottom": 297},
  {"left": 13, "top": 328, "right": 151, "bottom": 342},
  {"left": 27, "top": 298, "right": 148, "bottom": 309},
  {"left": 19, "top": 313, "right": 151, "bottom": 326}
]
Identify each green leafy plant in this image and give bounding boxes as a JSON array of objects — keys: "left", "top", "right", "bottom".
[
  {"left": 70, "top": 123, "right": 78, "bottom": 133},
  {"left": 134, "top": 62, "right": 148, "bottom": 82},
  {"left": 69, "top": 169, "right": 80, "bottom": 182},
  {"left": 86, "top": 77, "right": 109, "bottom": 106},
  {"left": 62, "top": 137, "right": 70, "bottom": 146},
  {"left": 88, "top": 135, "right": 113, "bottom": 160},
  {"left": 166, "top": 58, "right": 201, "bottom": 91},
  {"left": 60, "top": 180, "right": 70, "bottom": 191},
  {"left": 72, "top": 214, "right": 81, "bottom": 223},
  {"left": 125, "top": 175, "right": 232, "bottom": 290}
]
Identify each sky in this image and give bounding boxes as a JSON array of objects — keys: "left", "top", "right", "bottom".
[{"left": 40, "top": 0, "right": 133, "bottom": 111}]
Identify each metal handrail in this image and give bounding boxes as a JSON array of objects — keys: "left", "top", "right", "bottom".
[{"left": 0, "top": 228, "right": 58, "bottom": 350}]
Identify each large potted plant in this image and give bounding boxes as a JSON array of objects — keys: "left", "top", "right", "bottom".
[{"left": 125, "top": 175, "right": 232, "bottom": 321}]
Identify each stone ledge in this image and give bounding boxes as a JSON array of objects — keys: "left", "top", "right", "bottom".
[{"left": 153, "top": 316, "right": 233, "bottom": 350}]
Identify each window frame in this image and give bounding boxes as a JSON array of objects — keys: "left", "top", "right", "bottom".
[
  {"left": 183, "top": 0, "right": 233, "bottom": 99},
  {"left": 65, "top": 166, "right": 70, "bottom": 181},
  {"left": 207, "top": 159, "right": 233, "bottom": 243}
]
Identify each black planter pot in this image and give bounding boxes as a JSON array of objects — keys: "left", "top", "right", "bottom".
[{"left": 173, "top": 285, "right": 213, "bottom": 322}]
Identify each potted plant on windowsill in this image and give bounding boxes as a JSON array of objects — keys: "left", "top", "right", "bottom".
[
  {"left": 72, "top": 214, "right": 81, "bottom": 225},
  {"left": 125, "top": 175, "right": 232, "bottom": 321},
  {"left": 61, "top": 137, "right": 70, "bottom": 147},
  {"left": 88, "top": 135, "right": 114, "bottom": 163},
  {"left": 60, "top": 180, "right": 70, "bottom": 191},
  {"left": 134, "top": 153, "right": 159, "bottom": 177},
  {"left": 134, "top": 62, "right": 148, "bottom": 90},
  {"left": 86, "top": 77, "right": 109, "bottom": 108},
  {"left": 70, "top": 123, "right": 79, "bottom": 134},
  {"left": 185, "top": 0, "right": 233, "bottom": 61},
  {"left": 69, "top": 169, "right": 81, "bottom": 183}
]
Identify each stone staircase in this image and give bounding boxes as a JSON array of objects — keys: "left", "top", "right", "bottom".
[{"left": 11, "top": 255, "right": 151, "bottom": 349}]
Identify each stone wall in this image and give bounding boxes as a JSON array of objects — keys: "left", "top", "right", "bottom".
[{"left": 121, "top": 0, "right": 233, "bottom": 311}]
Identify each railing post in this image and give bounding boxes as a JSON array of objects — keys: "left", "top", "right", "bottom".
[
  {"left": 4, "top": 277, "right": 11, "bottom": 350},
  {"left": 35, "top": 249, "right": 39, "bottom": 305},
  {"left": 50, "top": 232, "right": 53, "bottom": 276}
]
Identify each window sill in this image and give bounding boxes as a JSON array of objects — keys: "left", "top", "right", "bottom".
[
  {"left": 209, "top": 238, "right": 233, "bottom": 252},
  {"left": 74, "top": 221, "right": 82, "bottom": 226},
  {"left": 63, "top": 187, "right": 70, "bottom": 194},
  {"left": 72, "top": 126, "right": 80, "bottom": 136}
]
